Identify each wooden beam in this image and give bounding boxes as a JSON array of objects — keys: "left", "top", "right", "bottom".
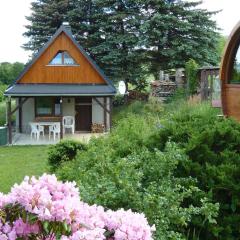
[
  {"left": 11, "top": 97, "right": 28, "bottom": 115},
  {"left": 60, "top": 97, "right": 63, "bottom": 139},
  {"left": 93, "top": 97, "right": 110, "bottom": 114},
  {"left": 19, "top": 98, "right": 22, "bottom": 133},
  {"left": 104, "top": 97, "right": 107, "bottom": 131},
  {"left": 7, "top": 98, "right": 12, "bottom": 145}
]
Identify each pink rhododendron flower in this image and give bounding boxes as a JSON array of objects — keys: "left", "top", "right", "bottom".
[{"left": 0, "top": 174, "right": 155, "bottom": 240}]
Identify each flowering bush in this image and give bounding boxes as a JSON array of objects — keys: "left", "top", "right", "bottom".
[{"left": 0, "top": 174, "right": 155, "bottom": 240}]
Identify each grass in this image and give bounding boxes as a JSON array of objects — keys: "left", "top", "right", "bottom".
[{"left": 0, "top": 145, "right": 49, "bottom": 193}]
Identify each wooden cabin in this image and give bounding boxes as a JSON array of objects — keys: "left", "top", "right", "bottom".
[
  {"left": 220, "top": 21, "right": 240, "bottom": 121},
  {"left": 4, "top": 23, "right": 116, "bottom": 144}
]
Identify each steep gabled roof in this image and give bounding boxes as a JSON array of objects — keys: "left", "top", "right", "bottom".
[{"left": 10, "top": 23, "right": 116, "bottom": 90}]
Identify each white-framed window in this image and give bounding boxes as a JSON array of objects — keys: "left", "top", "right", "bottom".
[{"left": 49, "top": 50, "right": 78, "bottom": 66}]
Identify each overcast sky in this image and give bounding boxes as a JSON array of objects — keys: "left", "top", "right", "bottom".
[{"left": 0, "top": 0, "right": 239, "bottom": 63}]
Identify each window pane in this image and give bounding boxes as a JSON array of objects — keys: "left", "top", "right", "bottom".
[
  {"left": 49, "top": 52, "right": 63, "bottom": 65},
  {"left": 63, "top": 51, "right": 76, "bottom": 65},
  {"left": 230, "top": 46, "right": 240, "bottom": 83},
  {"left": 54, "top": 97, "right": 61, "bottom": 115},
  {"left": 36, "top": 97, "right": 52, "bottom": 115}
]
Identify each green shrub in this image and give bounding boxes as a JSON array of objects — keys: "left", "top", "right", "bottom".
[
  {"left": 113, "top": 94, "right": 125, "bottom": 107},
  {"left": 0, "top": 84, "right": 7, "bottom": 102},
  {"left": 48, "top": 140, "right": 87, "bottom": 172},
  {"left": 185, "top": 59, "right": 199, "bottom": 96},
  {"left": 165, "top": 88, "right": 187, "bottom": 104},
  {"left": 57, "top": 142, "right": 218, "bottom": 240},
  {"left": 56, "top": 109, "right": 218, "bottom": 239},
  {"left": 113, "top": 101, "right": 147, "bottom": 123},
  {"left": 0, "top": 101, "right": 6, "bottom": 126},
  {"left": 148, "top": 103, "right": 240, "bottom": 239},
  {"left": 143, "top": 97, "right": 164, "bottom": 116}
]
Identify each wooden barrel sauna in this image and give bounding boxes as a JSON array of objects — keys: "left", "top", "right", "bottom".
[{"left": 220, "top": 21, "right": 240, "bottom": 121}]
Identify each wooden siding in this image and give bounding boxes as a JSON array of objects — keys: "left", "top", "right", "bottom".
[
  {"left": 224, "top": 86, "right": 240, "bottom": 121},
  {"left": 19, "top": 32, "right": 106, "bottom": 84},
  {"left": 220, "top": 21, "right": 240, "bottom": 118}
]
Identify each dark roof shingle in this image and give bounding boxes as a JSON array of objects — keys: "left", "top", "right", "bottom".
[{"left": 5, "top": 84, "right": 116, "bottom": 96}]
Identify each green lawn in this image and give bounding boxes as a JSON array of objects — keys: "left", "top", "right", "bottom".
[{"left": 0, "top": 145, "right": 49, "bottom": 193}]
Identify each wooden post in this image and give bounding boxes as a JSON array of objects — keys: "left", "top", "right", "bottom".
[
  {"left": 104, "top": 97, "right": 107, "bottom": 132},
  {"left": 210, "top": 71, "right": 214, "bottom": 101},
  {"left": 109, "top": 97, "right": 113, "bottom": 129},
  {"left": 200, "top": 70, "right": 208, "bottom": 101},
  {"left": 7, "top": 97, "right": 12, "bottom": 145},
  {"left": 19, "top": 97, "right": 22, "bottom": 133},
  {"left": 60, "top": 97, "right": 63, "bottom": 139}
]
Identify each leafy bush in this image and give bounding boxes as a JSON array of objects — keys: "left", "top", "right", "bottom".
[
  {"left": 0, "top": 84, "right": 7, "bottom": 102},
  {"left": 143, "top": 97, "right": 164, "bottom": 116},
  {"left": 56, "top": 111, "right": 218, "bottom": 239},
  {"left": 185, "top": 59, "right": 199, "bottom": 96},
  {"left": 113, "top": 94, "right": 125, "bottom": 107},
  {"left": 48, "top": 140, "right": 86, "bottom": 172},
  {"left": 165, "top": 88, "right": 187, "bottom": 104},
  {"left": 0, "top": 174, "right": 154, "bottom": 240},
  {"left": 113, "top": 101, "right": 147, "bottom": 123},
  {"left": 148, "top": 102, "right": 240, "bottom": 239},
  {"left": 0, "top": 101, "right": 6, "bottom": 126},
  {"left": 113, "top": 99, "right": 163, "bottom": 124}
]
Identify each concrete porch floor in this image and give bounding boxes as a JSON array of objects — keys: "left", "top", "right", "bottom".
[{"left": 12, "top": 132, "right": 104, "bottom": 145}]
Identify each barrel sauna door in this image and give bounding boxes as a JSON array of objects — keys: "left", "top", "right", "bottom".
[
  {"left": 221, "top": 21, "right": 240, "bottom": 121},
  {"left": 75, "top": 97, "right": 92, "bottom": 131}
]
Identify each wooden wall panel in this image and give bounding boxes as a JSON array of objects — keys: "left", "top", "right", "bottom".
[
  {"left": 224, "top": 87, "right": 240, "bottom": 121},
  {"left": 19, "top": 33, "right": 106, "bottom": 84}
]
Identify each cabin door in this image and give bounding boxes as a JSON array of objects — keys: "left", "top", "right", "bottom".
[{"left": 75, "top": 97, "right": 92, "bottom": 131}]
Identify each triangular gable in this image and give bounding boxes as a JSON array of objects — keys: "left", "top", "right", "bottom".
[{"left": 15, "top": 25, "right": 115, "bottom": 90}]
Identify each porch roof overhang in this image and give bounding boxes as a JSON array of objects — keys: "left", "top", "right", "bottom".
[{"left": 4, "top": 84, "right": 116, "bottom": 97}]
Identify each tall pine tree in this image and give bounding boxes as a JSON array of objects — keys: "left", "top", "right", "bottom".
[
  {"left": 24, "top": 0, "right": 147, "bottom": 86},
  {"left": 23, "top": 0, "right": 76, "bottom": 52},
  {"left": 140, "top": 0, "right": 220, "bottom": 78},
  {"left": 23, "top": 0, "right": 220, "bottom": 84}
]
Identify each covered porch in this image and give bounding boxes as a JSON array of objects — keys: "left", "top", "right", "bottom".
[{"left": 4, "top": 84, "right": 114, "bottom": 145}]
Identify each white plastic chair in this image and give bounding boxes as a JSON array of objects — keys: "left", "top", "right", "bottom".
[
  {"left": 38, "top": 125, "right": 44, "bottom": 137},
  {"left": 30, "top": 123, "right": 40, "bottom": 140},
  {"left": 49, "top": 123, "right": 60, "bottom": 140},
  {"left": 63, "top": 116, "right": 75, "bottom": 134}
]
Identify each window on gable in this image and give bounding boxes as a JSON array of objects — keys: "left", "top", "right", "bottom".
[{"left": 49, "top": 50, "right": 78, "bottom": 65}]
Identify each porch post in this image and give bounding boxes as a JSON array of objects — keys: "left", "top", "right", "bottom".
[
  {"left": 104, "top": 97, "right": 107, "bottom": 132},
  {"left": 60, "top": 97, "right": 63, "bottom": 139},
  {"left": 7, "top": 97, "right": 12, "bottom": 145},
  {"left": 19, "top": 97, "right": 22, "bottom": 133},
  {"left": 109, "top": 97, "right": 113, "bottom": 129}
]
